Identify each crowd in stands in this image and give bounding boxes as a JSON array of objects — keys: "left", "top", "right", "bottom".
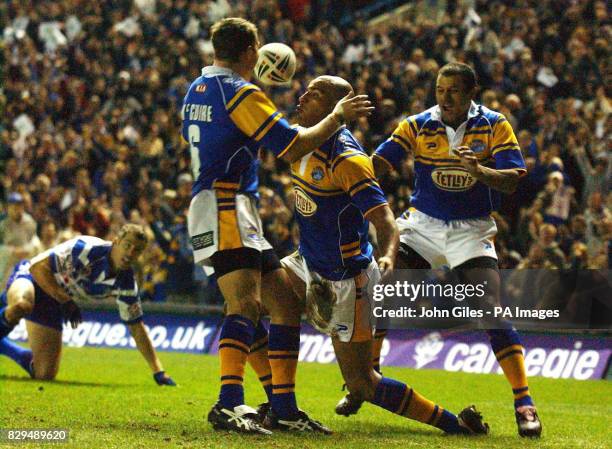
[{"left": 1, "top": 0, "right": 610, "bottom": 307}]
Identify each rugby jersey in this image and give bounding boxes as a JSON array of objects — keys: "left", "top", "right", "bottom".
[
  {"left": 374, "top": 102, "right": 526, "bottom": 221},
  {"left": 182, "top": 66, "right": 298, "bottom": 196},
  {"left": 30, "top": 236, "right": 143, "bottom": 324},
  {"left": 291, "top": 128, "right": 387, "bottom": 281}
]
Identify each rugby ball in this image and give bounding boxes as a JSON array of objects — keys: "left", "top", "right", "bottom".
[{"left": 254, "top": 43, "right": 296, "bottom": 86}]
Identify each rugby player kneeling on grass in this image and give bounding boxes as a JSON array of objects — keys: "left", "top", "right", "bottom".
[
  {"left": 262, "top": 75, "right": 489, "bottom": 436},
  {"left": 0, "top": 224, "right": 176, "bottom": 386}
]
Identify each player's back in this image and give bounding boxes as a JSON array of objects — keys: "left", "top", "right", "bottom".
[
  {"left": 291, "top": 129, "right": 387, "bottom": 281},
  {"left": 182, "top": 67, "right": 273, "bottom": 196}
]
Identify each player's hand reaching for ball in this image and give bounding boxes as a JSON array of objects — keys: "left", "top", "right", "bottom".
[
  {"left": 453, "top": 146, "right": 481, "bottom": 176},
  {"left": 332, "top": 92, "right": 374, "bottom": 123},
  {"left": 153, "top": 370, "right": 177, "bottom": 386}
]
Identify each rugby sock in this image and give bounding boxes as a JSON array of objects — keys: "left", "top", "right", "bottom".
[
  {"left": 0, "top": 307, "right": 15, "bottom": 339},
  {"left": 372, "top": 329, "right": 387, "bottom": 374},
  {"left": 371, "top": 377, "right": 466, "bottom": 434},
  {"left": 248, "top": 320, "right": 273, "bottom": 401},
  {"left": 218, "top": 314, "right": 255, "bottom": 409},
  {"left": 487, "top": 329, "right": 533, "bottom": 408},
  {"left": 268, "top": 324, "right": 300, "bottom": 417},
  {"left": 0, "top": 337, "right": 33, "bottom": 375}
]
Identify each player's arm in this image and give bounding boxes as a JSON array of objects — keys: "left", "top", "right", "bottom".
[
  {"left": 227, "top": 86, "right": 372, "bottom": 164},
  {"left": 127, "top": 321, "right": 175, "bottom": 385},
  {"left": 29, "top": 255, "right": 72, "bottom": 304},
  {"left": 454, "top": 117, "right": 526, "bottom": 194},
  {"left": 332, "top": 147, "right": 398, "bottom": 274},
  {"left": 454, "top": 147, "right": 522, "bottom": 194},
  {"left": 282, "top": 93, "right": 373, "bottom": 163},
  {"left": 372, "top": 118, "right": 415, "bottom": 179},
  {"left": 365, "top": 204, "right": 399, "bottom": 276}
]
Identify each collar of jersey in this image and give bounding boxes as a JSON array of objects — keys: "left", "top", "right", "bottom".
[
  {"left": 201, "top": 65, "right": 243, "bottom": 78},
  {"left": 429, "top": 101, "right": 480, "bottom": 126}
]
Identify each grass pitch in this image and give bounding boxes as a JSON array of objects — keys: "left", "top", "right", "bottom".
[{"left": 1, "top": 346, "right": 610, "bottom": 449}]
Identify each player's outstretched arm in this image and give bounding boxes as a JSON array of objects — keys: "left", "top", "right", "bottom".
[
  {"left": 365, "top": 204, "right": 399, "bottom": 277},
  {"left": 128, "top": 321, "right": 177, "bottom": 386},
  {"left": 453, "top": 147, "right": 522, "bottom": 194},
  {"left": 280, "top": 93, "right": 374, "bottom": 163},
  {"left": 29, "top": 255, "right": 73, "bottom": 304},
  {"left": 372, "top": 154, "right": 392, "bottom": 179}
]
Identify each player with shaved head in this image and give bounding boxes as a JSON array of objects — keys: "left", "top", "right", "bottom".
[{"left": 259, "top": 75, "right": 490, "bottom": 436}]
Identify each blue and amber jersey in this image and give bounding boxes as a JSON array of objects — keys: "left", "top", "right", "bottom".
[
  {"left": 29, "top": 236, "right": 143, "bottom": 324},
  {"left": 374, "top": 102, "right": 526, "bottom": 221},
  {"left": 182, "top": 66, "right": 298, "bottom": 196},
  {"left": 291, "top": 128, "right": 387, "bottom": 281}
]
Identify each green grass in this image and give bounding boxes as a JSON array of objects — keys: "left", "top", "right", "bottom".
[{"left": 1, "top": 346, "right": 610, "bottom": 449}]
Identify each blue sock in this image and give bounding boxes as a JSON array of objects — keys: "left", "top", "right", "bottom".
[
  {"left": 371, "top": 377, "right": 467, "bottom": 433},
  {"left": 218, "top": 314, "right": 255, "bottom": 409},
  {"left": 0, "top": 307, "right": 15, "bottom": 339},
  {"left": 268, "top": 324, "right": 300, "bottom": 417},
  {"left": 0, "top": 337, "right": 33, "bottom": 376}
]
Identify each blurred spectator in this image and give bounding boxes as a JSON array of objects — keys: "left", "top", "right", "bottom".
[{"left": 0, "top": 0, "right": 609, "bottom": 304}]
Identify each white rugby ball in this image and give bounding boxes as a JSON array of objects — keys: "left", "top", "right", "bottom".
[{"left": 254, "top": 43, "right": 296, "bottom": 86}]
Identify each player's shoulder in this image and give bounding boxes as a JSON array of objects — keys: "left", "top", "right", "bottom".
[
  {"left": 475, "top": 104, "right": 507, "bottom": 127},
  {"left": 329, "top": 128, "right": 366, "bottom": 159},
  {"left": 404, "top": 106, "right": 439, "bottom": 132},
  {"left": 195, "top": 66, "right": 262, "bottom": 104}
]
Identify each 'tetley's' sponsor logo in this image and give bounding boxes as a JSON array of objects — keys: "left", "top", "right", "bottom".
[
  {"left": 294, "top": 186, "right": 317, "bottom": 216},
  {"left": 431, "top": 167, "right": 476, "bottom": 191}
]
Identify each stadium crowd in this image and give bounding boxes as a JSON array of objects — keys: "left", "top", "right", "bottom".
[{"left": 1, "top": 0, "right": 610, "bottom": 305}]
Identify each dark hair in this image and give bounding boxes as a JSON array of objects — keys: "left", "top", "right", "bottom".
[
  {"left": 438, "top": 62, "right": 478, "bottom": 91},
  {"left": 211, "top": 18, "right": 258, "bottom": 62}
]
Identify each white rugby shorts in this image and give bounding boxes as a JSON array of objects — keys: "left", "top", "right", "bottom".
[
  {"left": 397, "top": 209, "right": 498, "bottom": 269},
  {"left": 187, "top": 189, "right": 272, "bottom": 274},
  {"left": 281, "top": 251, "right": 380, "bottom": 343}
]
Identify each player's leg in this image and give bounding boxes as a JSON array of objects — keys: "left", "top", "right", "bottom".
[
  {"left": 213, "top": 250, "right": 261, "bottom": 409},
  {"left": 332, "top": 337, "right": 488, "bottom": 435},
  {"left": 454, "top": 256, "right": 541, "bottom": 437},
  {"left": 337, "top": 242, "right": 432, "bottom": 416},
  {"left": 25, "top": 320, "right": 62, "bottom": 380},
  {"left": 247, "top": 318, "right": 273, "bottom": 402},
  {"left": 260, "top": 253, "right": 331, "bottom": 433}
]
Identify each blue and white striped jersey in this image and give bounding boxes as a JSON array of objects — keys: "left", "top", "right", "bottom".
[{"left": 31, "top": 236, "right": 143, "bottom": 324}]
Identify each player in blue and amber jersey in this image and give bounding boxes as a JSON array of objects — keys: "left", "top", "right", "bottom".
[
  {"left": 264, "top": 76, "right": 489, "bottom": 436},
  {"left": 0, "top": 224, "right": 175, "bottom": 385},
  {"left": 184, "top": 18, "right": 373, "bottom": 435},
  {"left": 358, "top": 63, "right": 541, "bottom": 437}
]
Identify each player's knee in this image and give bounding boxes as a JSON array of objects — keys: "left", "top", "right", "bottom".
[
  {"left": 33, "top": 366, "right": 58, "bottom": 380},
  {"left": 233, "top": 296, "right": 262, "bottom": 322}
]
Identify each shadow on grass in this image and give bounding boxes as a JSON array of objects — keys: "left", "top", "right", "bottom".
[{"left": 0, "top": 374, "right": 136, "bottom": 388}]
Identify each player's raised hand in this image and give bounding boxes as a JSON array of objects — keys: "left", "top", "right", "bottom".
[
  {"left": 153, "top": 370, "right": 177, "bottom": 386},
  {"left": 453, "top": 146, "right": 480, "bottom": 175},
  {"left": 333, "top": 92, "right": 374, "bottom": 123}
]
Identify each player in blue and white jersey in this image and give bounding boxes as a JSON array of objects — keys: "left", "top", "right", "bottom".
[
  {"left": 0, "top": 224, "right": 176, "bottom": 386},
  {"left": 338, "top": 62, "right": 540, "bottom": 437},
  {"left": 263, "top": 75, "right": 489, "bottom": 436},
  {"left": 182, "top": 18, "right": 373, "bottom": 434}
]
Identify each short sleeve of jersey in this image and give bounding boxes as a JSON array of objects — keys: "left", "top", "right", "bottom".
[
  {"left": 491, "top": 116, "right": 526, "bottom": 172},
  {"left": 115, "top": 271, "right": 143, "bottom": 324},
  {"left": 226, "top": 85, "right": 298, "bottom": 158},
  {"left": 331, "top": 150, "right": 388, "bottom": 217},
  {"left": 373, "top": 118, "right": 417, "bottom": 172}
]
